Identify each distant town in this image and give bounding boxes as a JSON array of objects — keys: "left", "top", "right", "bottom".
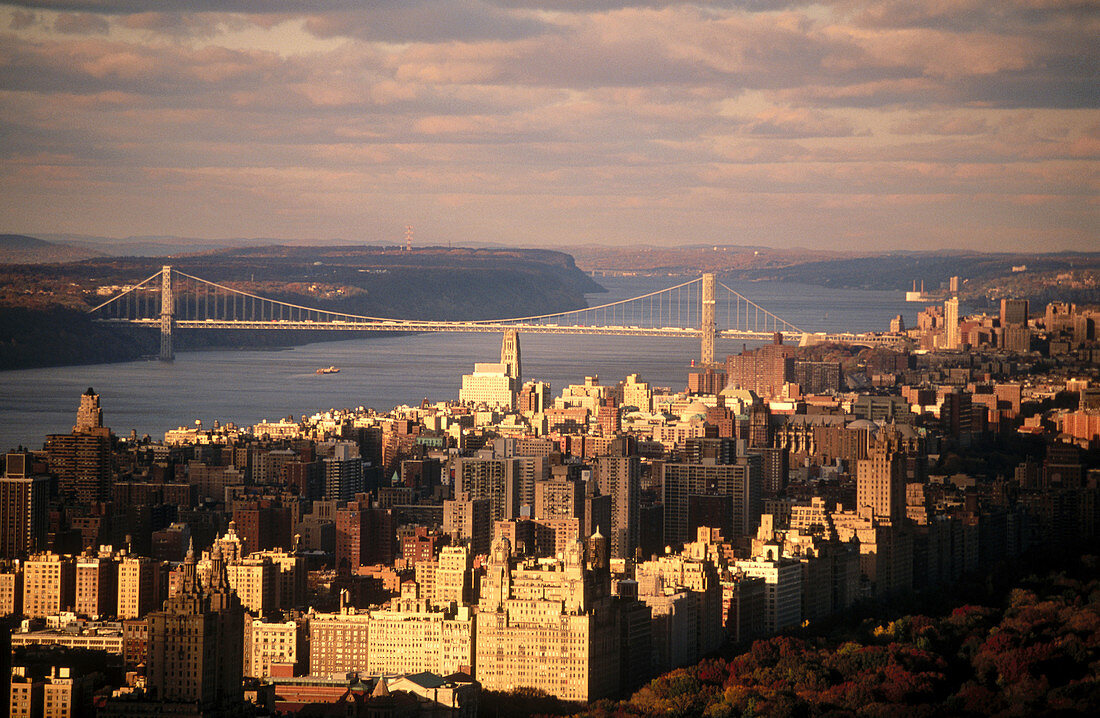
[{"left": 1, "top": 278, "right": 1098, "bottom": 716}]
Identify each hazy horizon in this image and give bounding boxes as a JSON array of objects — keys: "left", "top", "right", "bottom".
[{"left": 1, "top": 2, "right": 1096, "bottom": 252}]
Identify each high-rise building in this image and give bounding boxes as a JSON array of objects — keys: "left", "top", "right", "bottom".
[
  {"left": 117, "top": 556, "right": 159, "bottom": 619},
  {"left": 621, "top": 373, "right": 652, "bottom": 412},
  {"left": 1000, "top": 298, "right": 1029, "bottom": 327},
  {"left": 792, "top": 360, "right": 841, "bottom": 395},
  {"left": 534, "top": 476, "right": 585, "bottom": 524},
  {"left": 944, "top": 297, "right": 961, "bottom": 350},
  {"left": 323, "top": 442, "right": 362, "bottom": 502},
  {"left": 0, "top": 569, "right": 24, "bottom": 616},
  {"left": 475, "top": 536, "right": 619, "bottom": 702},
  {"left": 365, "top": 588, "right": 475, "bottom": 677},
  {"left": 733, "top": 550, "right": 803, "bottom": 634},
  {"left": 635, "top": 540, "right": 723, "bottom": 671},
  {"left": 435, "top": 545, "right": 475, "bottom": 606},
  {"left": 247, "top": 546, "right": 306, "bottom": 610},
  {"left": 307, "top": 609, "right": 372, "bottom": 677},
  {"left": 661, "top": 454, "right": 763, "bottom": 548},
  {"left": 46, "top": 389, "right": 113, "bottom": 504},
  {"left": 1001, "top": 324, "right": 1032, "bottom": 354},
  {"left": 443, "top": 497, "right": 491, "bottom": 557},
  {"left": 9, "top": 667, "right": 42, "bottom": 718},
  {"left": 41, "top": 666, "right": 93, "bottom": 718},
  {"left": 335, "top": 500, "right": 396, "bottom": 574},
  {"left": 45, "top": 432, "right": 112, "bottom": 504},
  {"left": 231, "top": 495, "right": 295, "bottom": 554},
  {"left": 455, "top": 457, "right": 521, "bottom": 523},
  {"left": 748, "top": 446, "right": 788, "bottom": 496},
  {"left": 725, "top": 334, "right": 797, "bottom": 399},
  {"left": 0, "top": 453, "right": 48, "bottom": 559},
  {"left": 459, "top": 363, "right": 516, "bottom": 409},
  {"left": 223, "top": 557, "right": 277, "bottom": 614},
  {"left": 75, "top": 552, "right": 117, "bottom": 618},
  {"left": 144, "top": 543, "right": 244, "bottom": 710},
  {"left": 74, "top": 387, "right": 103, "bottom": 432},
  {"left": 687, "top": 366, "right": 727, "bottom": 395},
  {"left": 517, "top": 380, "right": 550, "bottom": 414},
  {"left": 22, "top": 552, "right": 75, "bottom": 618},
  {"left": 856, "top": 425, "right": 920, "bottom": 521},
  {"left": 596, "top": 397, "right": 621, "bottom": 436},
  {"left": 592, "top": 454, "right": 640, "bottom": 559}
]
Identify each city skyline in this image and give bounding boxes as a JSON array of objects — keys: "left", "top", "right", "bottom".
[
  {"left": 0, "top": 1, "right": 1096, "bottom": 252},
  {"left": 2, "top": 284, "right": 1099, "bottom": 712}
]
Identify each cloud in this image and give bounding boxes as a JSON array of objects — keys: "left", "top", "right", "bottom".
[
  {"left": 301, "top": 2, "right": 547, "bottom": 43},
  {"left": 53, "top": 11, "right": 109, "bottom": 34},
  {"left": 0, "top": 0, "right": 1095, "bottom": 251},
  {"left": 738, "top": 107, "right": 861, "bottom": 137},
  {"left": 9, "top": 9, "right": 36, "bottom": 29},
  {"left": 118, "top": 12, "right": 235, "bottom": 38},
  {"left": 891, "top": 114, "right": 990, "bottom": 136}
]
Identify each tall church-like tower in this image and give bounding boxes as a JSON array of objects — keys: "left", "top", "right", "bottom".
[{"left": 500, "top": 329, "right": 521, "bottom": 384}]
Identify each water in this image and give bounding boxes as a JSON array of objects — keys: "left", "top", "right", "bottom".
[{"left": 0, "top": 277, "right": 943, "bottom": 451}]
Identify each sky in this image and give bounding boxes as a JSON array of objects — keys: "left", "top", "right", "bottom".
[{"left": 0, "top": 1, "right": 1097, "bottom": 252}]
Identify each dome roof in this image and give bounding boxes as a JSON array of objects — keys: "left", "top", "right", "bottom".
[
  {"left": 680, "top": 401, "right": 709, "bottom": 421},
  {"left": 846, "top": 419, "right": 879, "bottom": 431}
]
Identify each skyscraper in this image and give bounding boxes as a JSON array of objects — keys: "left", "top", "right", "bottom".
[
  {"left": 661, "top": 453, "right": 763, "bottom": 548},
  {"left": 46, "top": 389, "right": 112, "bottom": 504},
  {"left": 0, "top": 453, "right": 48, "bottom": 560},
  {"left": 944, "top": 297, "right": 961, "bottom": 350},
  {"left": 856, "top": 425, "right": 919, "bottom": 522},
  {"left": 592, "top": 454, "right": 640, "bottom": 559},
  {"left": 1000, "top": 298, "right": 1029, "bottom": 327},
  {"left": 455, "top": 457, "right": 521, "bottom": 523},
  {"left": 475, "top": 535, "right": 619, "bottom": 701},
  {"left": 144, "top": 542, "right": 244, "bottom": 710},
  {"left": 74, "top": 387, "right": 103, "bottom": 432},
  {"left": 322, "top": 442, "right": 362, "bottom": 502}
]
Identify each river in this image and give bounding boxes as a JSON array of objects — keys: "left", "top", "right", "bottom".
[{"left": 0, "top": 277, "right": 944, "bottom": 451}]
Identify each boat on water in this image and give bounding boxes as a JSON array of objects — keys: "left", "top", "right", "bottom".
[{"left": 316, "top": 366, "right": 340, "bottom": 374}]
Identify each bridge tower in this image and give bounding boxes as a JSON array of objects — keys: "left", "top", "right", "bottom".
[
  {"left": 700, "top": 272, "right": 716, "bottom": 366},
  {"left": 159, "top": 265, "right": 174, "bottom": 361}
]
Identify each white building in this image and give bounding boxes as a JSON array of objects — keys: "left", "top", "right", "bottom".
[
  {"left": 734, "top": 550, "right": 803, "bottom": 634},
  {"left": 459, "top": 363, "right": 516, "bottom": 409}
]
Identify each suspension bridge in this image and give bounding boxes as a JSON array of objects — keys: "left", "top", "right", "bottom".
[{"left": 88, "top": 266, "right": 907, "bottom": 362}]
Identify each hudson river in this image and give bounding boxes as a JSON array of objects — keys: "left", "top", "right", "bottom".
[{"left": 0, "top": 277, "right": 940, "bottom": 450}]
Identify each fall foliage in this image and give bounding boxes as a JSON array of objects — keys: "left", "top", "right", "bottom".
[{"left": 575, "top": 557, "right": 1100, "bottom": 718}]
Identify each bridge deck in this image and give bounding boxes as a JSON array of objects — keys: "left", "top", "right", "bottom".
[{"left": 97, "top": 318, "right": 909, "bottom": 346}]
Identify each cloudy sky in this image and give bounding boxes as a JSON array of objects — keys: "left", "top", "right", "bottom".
[{"left": 0, "top": 1, "right": 1096, "bottom": 252}]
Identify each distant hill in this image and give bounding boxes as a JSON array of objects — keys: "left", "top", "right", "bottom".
[
  {"left": 566, "top": 244, "right": 1100, "bottom": 305},
  {"left": 0, "top": 234, "right": 102, "bottom": 264},
  {"left": 0, "top": 244, "right": 604, "bottom": 369},
  {"left": 39, "top": 234, "right": 362, "bottom": 257}
]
